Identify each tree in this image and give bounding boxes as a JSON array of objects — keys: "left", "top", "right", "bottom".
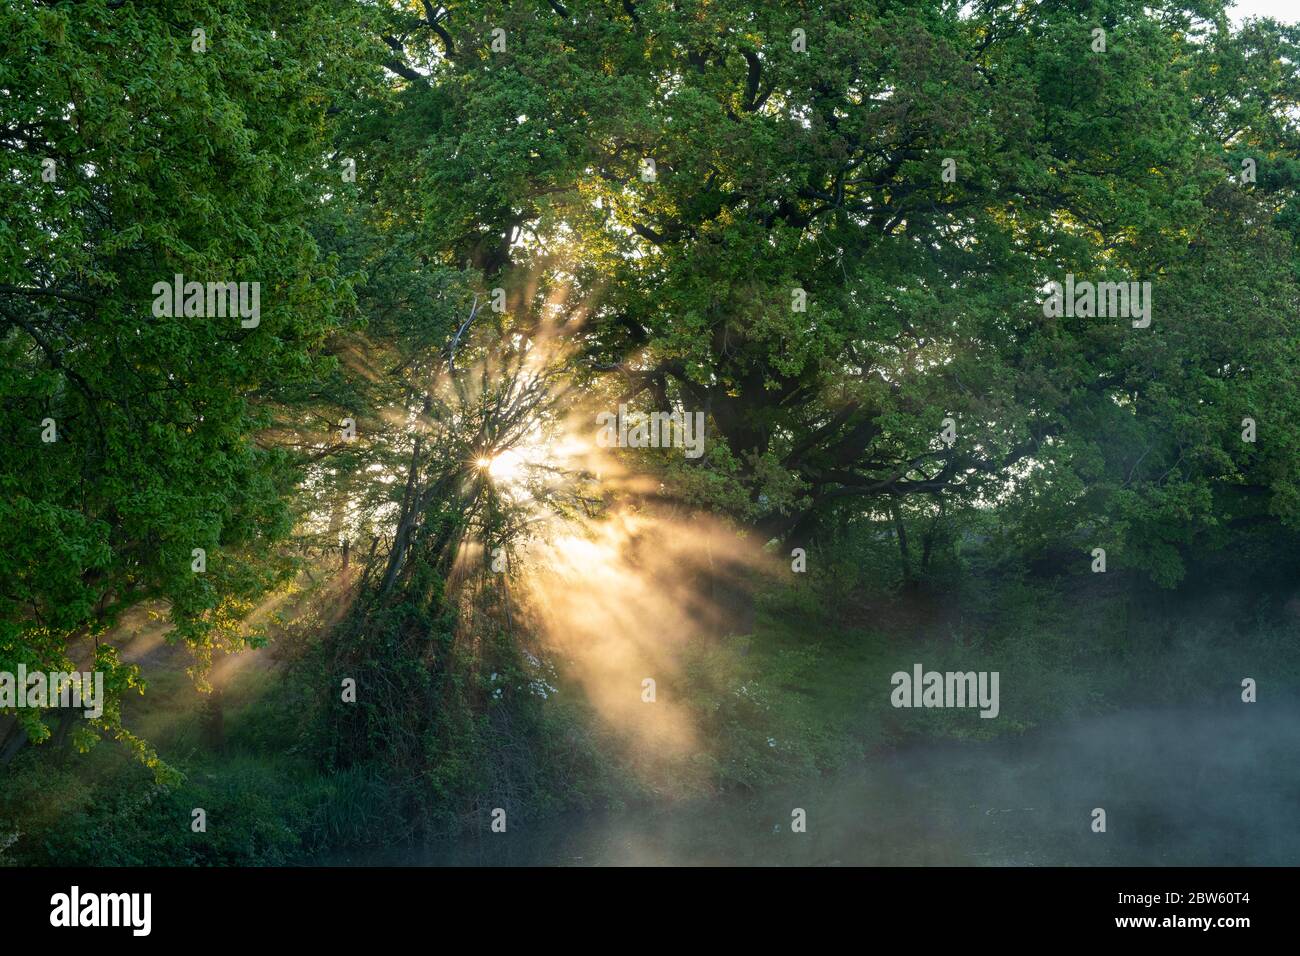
[
  {"left": 371, "top": 1, "right": 1300, "bottom": 587},
  {"left": 0, "top": 0, "right": 372, "bottom": 764}
]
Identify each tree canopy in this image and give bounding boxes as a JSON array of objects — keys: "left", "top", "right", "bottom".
[
  {"left": 3, "top": 0, "right": 1300, "bottom": 765},
  {"left": 369, "top": 0, "right": 1300, "bottom": 577}
]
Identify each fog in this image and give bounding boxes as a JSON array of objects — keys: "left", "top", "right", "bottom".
[{"left": 325, "top": 696, "right": 1300, "bottom": 866}]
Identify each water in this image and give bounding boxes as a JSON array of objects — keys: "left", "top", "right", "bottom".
[{"left": 322, "top": 703, "right": 1300, "bottom": 866}]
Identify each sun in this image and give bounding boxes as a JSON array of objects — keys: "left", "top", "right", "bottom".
[
  {"left": 475, "top": 450, "right": 528, "bottom": 488},
  {"left": 485, "top": 449, "right": 525, "bottom": 483}
]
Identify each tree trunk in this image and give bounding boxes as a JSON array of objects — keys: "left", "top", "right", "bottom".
[
  {"left": 890, "top": 501, "right": 914, "bottom": 586},
  {"left": 201, "top": 688, "right": 225, "bottom": 752}
]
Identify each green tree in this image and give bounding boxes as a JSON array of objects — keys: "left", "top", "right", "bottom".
[
  {"left": 374, "top": 0, "right": 1300, "bottom": 585},
  {"left": 0, "top": 0, "right": 373, "bottom": 765}
]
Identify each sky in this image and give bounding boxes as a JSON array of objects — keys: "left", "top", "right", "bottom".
[{"left": 1230, "top": 0, "right": 1300, "bottom": 24}]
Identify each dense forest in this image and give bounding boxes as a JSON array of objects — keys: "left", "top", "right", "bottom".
[{"left": 2, "top": 0, "right": 1300, "bottom": 865}]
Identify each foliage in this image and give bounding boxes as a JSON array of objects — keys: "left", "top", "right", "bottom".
[
  {"left": 4, "top": 0, "right": 1300, "bottom": 861},
  {"left": 0, "top": 0, "right": 375, "bottom": 757}
]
